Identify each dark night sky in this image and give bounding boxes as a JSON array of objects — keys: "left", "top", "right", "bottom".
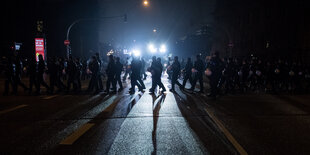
[
  {"left": 1, "top": 0, "right": 215, "bottom": 58},
  {"left": 98, "top": 0, "right": 215, "bottom": 46},
  {"left": 1, "top": 0, "right": 310, "bottom": 60}
]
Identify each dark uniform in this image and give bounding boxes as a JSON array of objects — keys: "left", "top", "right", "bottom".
[
  {"left": 48, "top": 58, "right": 59, "bottom": 93},
  {"left": 12, "top": 57, "right": 28, "bottom": 94},
  {"left": 27, "top": 58, "right": 38, "bottom": 94},
  {"left": 3, "top": 57, "right": 15, "bottom": 95},
  {"left": 66, "top": 57, "right": 77, "bottom": 92},
  {"left": 141, "top": 58, "right": 147, "bottom": 80},
  {"left": 81, "top": 60, "right": 87, "bottom": 80},
  {"left": 115, "top": 57, "right": 123, "bottom": 92},
  {"left": 206, "top": 52, "right": 223, "bottom": 96},
  {"left": 182, "top": 58, "right": 193, "bottom": 89},
  {"left": 170, "top": 56, "right": 182, "bottom": 92},
  {"left": 190, "top": 55, "right": 205, "bottom": 93},
  {"left": 137, "top": 58, "right": 146, "bottom": 90},
  {"left": 87, "top": 56, "right": 100, "bottom": 93},
  {"left": 149, "top": 56, "right": 166, "bottom": 93},
  {"left": 130, "top": 57, "right": 143, "bottom": 93},
  {"left": 75, "top": 58, "right": 82, "bottom": 91},
  {"left": 105, "top": 55, "right": 116, "bottom": 94},
  {"left": 36, "top": 55, "right": 50, "bottom": 94},
  {"left": 96, "top": 53, "right": 103, "bottom": 90},
  {"left": 123, "top": 57, "right": 130, "bottom": 81},
  {"left": 155, "top": 58, "right": 166, "bottom": 92}
]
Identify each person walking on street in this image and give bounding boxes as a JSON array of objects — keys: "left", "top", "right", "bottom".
[
  {"left": 75, "top": 58, "right": 82, "bottom": 91},
  {"left": 190, "top": 54, "right": 205, "bottom": 93},
  {"left": 12, "top": 56, "right": 28, "bottom": 94},
  {"left": 182, "top": 57, "right": 193, "bottom": 89},
  {"left": 149, "top": 56, "right": 159, "bottom": 93},
  {"left": 206, "top": 51, "right": 223, "bottom": 97},
  {"left": 3, "top": 57, "right": 15, "bottom": 95},
  {"left": 105, "top": 55, "right": 116, "bottom": 94},
  {"left": 36, "top": 54, "right": 50, "bottom": 94},
  {"left": 129, "top": 56, "right": 143, "bottom": 94},
  {"left": 27, "top": 57, "right": 38, "bottom": 95},
  {"left": 115, "top": 57, "right": 124, "bottom": 92},
  {"left": 141, "top": 57, "right": 147, "bottom": 80},
  {"left": 96, "top": 53, "right": 104, "bottom": 90},
  {"left": 87, "top": 56, "right": 100, "bottom": 93},
  {"left": 155, "top": 57, "right": 166, "bottom": 93},
  {"left": 48, "top": 57, "right": 59, "bottom": 94},
  {"left": 170, "top": 56, "right": 182, "bottom": 92},
  {"left": 122, "top": 57, "right": 130, "bottom": 82},
  {"left": 66, "top": 56, "right": 77, "bottom": 92}
]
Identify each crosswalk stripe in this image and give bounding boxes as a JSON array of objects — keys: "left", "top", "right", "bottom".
[
  {"left": 60, "top": 123, "right": 95, "bottom": 145},
  {"left": 0, "top": 105, "right": 28, "bottom": 115},
  {"left": 205, "top": 108, "right": 248, "bottom": 155}
]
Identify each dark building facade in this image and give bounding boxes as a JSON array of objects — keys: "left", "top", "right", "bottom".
[{"left": 212, "top": 0, "right": 310, "bottom": 62}]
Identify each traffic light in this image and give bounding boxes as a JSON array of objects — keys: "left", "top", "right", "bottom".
[{"left": 36, "top": 20, "right": 43, "bottom": 33}]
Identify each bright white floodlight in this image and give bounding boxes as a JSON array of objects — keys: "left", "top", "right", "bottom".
[
  {"left": 148, "top": 43, "right": 157, "bottom": 53},
  {"left": 159, "top": 44, "right": 167, "bottom": 53},
  {"left": 132, "top": 49, "right": 141, "bottom": 57}
]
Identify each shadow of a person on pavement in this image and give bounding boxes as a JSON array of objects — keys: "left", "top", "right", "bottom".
[{"left": 151, "top": 92, "right": 166, "bottom": 155}]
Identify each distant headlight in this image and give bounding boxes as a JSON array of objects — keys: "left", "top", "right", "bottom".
[{"left": 159, "top": 44, "right": 167, "bottom": 53}]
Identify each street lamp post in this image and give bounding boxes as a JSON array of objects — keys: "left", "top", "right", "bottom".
[{"left": 65, "top": 15, "right": 126, "bottom": 58}]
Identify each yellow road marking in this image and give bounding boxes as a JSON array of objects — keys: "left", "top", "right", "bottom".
[
  {"left": 43, "top": 95, "right": 59, "bottom": 100},
  {"left": 60, "top": 96, "right": 124, "bottom": 145},
  {"left": 60, "top": 123, "right": 95, "bottom": 145},
  {"left": 104, "top": 97, "right": 123, "bottom": 112},
  {"left": 0, "top": 105, "right": 28, "bottom": 115},
  {"left": 205, "top": 108, "right": 248, "bottom": 155}
]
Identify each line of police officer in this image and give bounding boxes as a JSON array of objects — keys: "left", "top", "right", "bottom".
[
  {"left": 6, "top": 51, "right": 308, "bottom": 97},
  {"left": 2, "top": 52, "right": 218, "bottom": 96}
]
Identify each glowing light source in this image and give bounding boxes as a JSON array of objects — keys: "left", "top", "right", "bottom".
[
  {"left": 159, "top": 44, "right": 167, "bottom": 53},
  {"left": 132, "top": 49, "right": 141, "bottom": 57},
  {"left": 143, "top": 0, "right": 149, "bottom": 6},
  {"left": 107, "top": 49, "right": 114, "bottom": 56},
  {"left": 148, "top": 43, "right": 157, "bottom": 53}
]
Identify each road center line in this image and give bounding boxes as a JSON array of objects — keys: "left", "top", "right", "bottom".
[
  {"left": 0, "top": 104, "right": 28, "bottom": 115},
  {"left": 205, "top": 108, "right": 248, "bottom": 155},
  {"left": 59, "top": 95, "right": 125, "bottom": 145},
  {"left": 60, "top": 123, "right": 95, "bottom": 145}
]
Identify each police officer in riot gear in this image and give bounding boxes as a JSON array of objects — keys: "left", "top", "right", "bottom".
[
  {"left": 36, "top": 54, "right": 50, "bottom": 94},
  {"left": 129, "top": 56, "right": 143, "bottom": 94},
  {"left": 149, "top": 56, "right": 164, "bottom": 93},
  {"left": 96, "top": 53, "right": 103, "bottom": 90},
  {"left": 182, "top": 57, "right": 193, "bottom": 89},
  {"left": 66, "top": 56, "right": 77, "bottom": 92},
  {"left": 105, "top": 55, "right": 116, "bottom": 94},
  {"left": 3, "top": 57, "right": 14, "bottom": 95},
  {"left": 12, "top": 56, "right": 28, "bottom": 94},
  {"left": 206, "top": 51, "right": 223, "bottom": 97},
  {"left": 190, "top": 54, "right": 205, "bottom": 93},
  {"left": 87, "top": 56, "right": 100, "bottom": 93},
  {"left": 170, "top": 56, "right": 182, "bottom": 92},
  {"left": 115, "top": 57, "right": 123, "bottom": 92},
  {"left": 27, "top": 57, "right": 38, "bottom": 95}
]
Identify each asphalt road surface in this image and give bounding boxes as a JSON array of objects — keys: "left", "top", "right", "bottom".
[{"left": 1, "top": 75, "right": 310, "bottom": 155}]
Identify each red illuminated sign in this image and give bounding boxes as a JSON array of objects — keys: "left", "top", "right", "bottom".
[
  {"left": 35, "top": 38, "right": 45, "bottom": 61},
  {"left": 64, "top": 40, "right": 70, "bottom": 46}
]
